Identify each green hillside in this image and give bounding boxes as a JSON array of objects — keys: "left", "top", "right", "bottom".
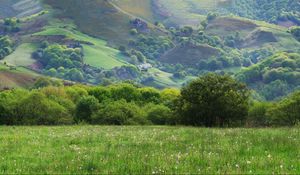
[
  {"left": 33, "top": 20, "right": 127, "bottom": 69},
  {"left": 0, "top": 63, "right": 38, "bottom": 89},
  {"left": 45, "top": 0, "right": 154, "bottom": 45},
  {"left": 0, "top": 0, "right": 300, "bottom": 99}
]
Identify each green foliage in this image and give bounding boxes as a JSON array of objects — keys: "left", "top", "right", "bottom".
[
  {"left": 207, "top": 12, "right": 218, "bottom": 21},
  {"left": 130, "top": 28, "right": 138, "bottom": 35},
  {"left": 267, "top": 91, "right": 300, "bottom": 126},
  {"left": 3, "top": 18, "right": 20, "bottom": 33},
  {"left": 32, "top": 43, "right": 86, "bottom": 82},
  {"left": 247, "top": 102, "right": 272, "bottom": 127},
  {"left": 130, "top": 34, "right": 174, "bottom": 60},
  {"left": 16, "top": 92, "right": 72, "bottom": 125},
  {"left": 144, "top": 103, "right": 173, "bottom": 125},
  {"left": 75, "top": 96, "right": 100, "bottom": 123},
  {"left": 0, "top": 36, "right": 13, "bottom": 59},
  {"left": 290, "top": 27, "right": 300, "bottom": 41},
  {"left": 33, "top": 77, "right": 63, "bottom": 89},
  {"left": 178, "top": 73, "right": 250, "bottom": 127},
  {"left": 228, "top": 0, "right": 300, "bottom": 24},
  {"left": 0, "top": 83, "right": 175, "bottom": 126},
  {"left": 237, "top": 52, "right": 300, "bottom": 100},
  {"left": 0, "top": 80, "right": 299, "bottom": 127},
  {"left": 91, "top": 100, "right": 147, "bottom": 125},
  {"left": 0, "top": 89, "right": 29, "bottom": 125}
]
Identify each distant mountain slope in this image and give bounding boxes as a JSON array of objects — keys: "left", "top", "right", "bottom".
[
  {"left": 0, "top": 0, "right": 299, "bottom": 99},
  {"left": 111, "top": 0, "right": 155, "bottom": 23},
  {"left": 44, "top": 0, "right": 164, "bottom": 45},
  {"left": 151, "top": 0, "right": 300, "bottom": 27},
  {"left": 0, "top": 0, "right": 42, "bottom": 19}
]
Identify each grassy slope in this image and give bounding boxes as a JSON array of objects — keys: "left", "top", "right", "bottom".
[
  {"left": 112, "top": 0, "right": 155, "bottom": 23},
  {"left": 44, "top": 0, "right": 134, "bottom": 45},
  {"left": 1, "top": 43, "right": 37, "bottom": 67},
  {"left": 154, "top": 0, "right": 224, "bottom": 27},
  {"left": 0, "top": 64, "right": 38, "bottom": 89},
  {"left": 0, "top": 126, "right": 299, "bottom": 174},
  {"left": 206, "top": 16, "right": 300, "bottom": 51},
  {"left": 32, "top": 18, "right": 126, "bottom": 69}
]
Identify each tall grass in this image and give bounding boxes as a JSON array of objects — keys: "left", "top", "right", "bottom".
[{"left": 0, "top": 126, "right": 299, "bottom": 174}]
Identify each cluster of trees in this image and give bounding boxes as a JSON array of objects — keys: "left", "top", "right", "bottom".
[
  {"left": 32, "top": 42, "right": 143, "bottom": 84},
  {"left": 248, "top": 91, "right": 300, "bottom": 126},
  {"left": 120, "top": 48, "right": 147, "bottom": 64},
  {"left": 2, "top": 18, "right": 20, "bottom": 33},
  {"left": 228, "top": 0, "right": 300, "bottom": 24},
  {"left": 0, "top": 36, "right": 13, "bottom": 59},
  {"left": 129, "top": 34, "right": 174, "bottom": 60},
  {"left": 0, "top": 74, "right": 298, "bottom": 127},
  {"left": 165, "top": 22, "right": 252, "bottom": 73},
  {"left": 0, "top": 79, "right": 179, "bottom": 125},
  {"left": 32, "top": 43, "right": 85, "bottom": 82},
  {"left": 237, "top": 52, "right": 300, "bottom": 100}
]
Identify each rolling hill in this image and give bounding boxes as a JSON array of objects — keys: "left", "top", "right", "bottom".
[{"left": 0, "top": 0, "right": 299, "bottom": 99}]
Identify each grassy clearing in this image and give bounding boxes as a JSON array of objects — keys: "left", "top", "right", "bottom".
[
  {"left": 0, "top": 70, "right": 37, "bottom": 89},
  {"left": 1, "top": 43, "right": 37, "bottom": 67},
  {"left": 0, "top": 62, "right": 39, "bottom": 89},
  {"left": 112, "top": 0, "right": 155, "bottom": 23},
  {"left": 0, "top": 126, "right": 298, "bottom": 174}
]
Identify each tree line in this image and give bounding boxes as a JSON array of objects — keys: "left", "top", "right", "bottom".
[{"left": 0, "top": 74, "right": 299, "bottom": 127}]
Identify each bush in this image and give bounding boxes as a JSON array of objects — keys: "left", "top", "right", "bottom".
[
  {"left": 247, "top": 102, "right": 272, "bottom": 127},
  {"left": 17, "top": 92, "right": 72, "bottom": 125},
  {"left": 144, "top": 104, "right": 173, "bottom": 125},
  {"left": 109, "top": 83, "right": 141, "bottom": 102},
  {"left": 130, "top": 28, "right": 138, "bottom": 35},
  {"left": 266, "top": 91, "right": 300, "bottom": 126},
  {"left": 91, "top": 100, "right": 147, "bottom": 125},
  {"left": 33, "top": 77, "right": 62, "bottom": 89},
  {"left": 138, "top": 87, "right": 161, "bottom": 104},
  {"left": 178, "top": 73, "right": 250, "bottom": 127},
  {"left": 0, "top": 89, "right": 30, "bottom": 125},
  {"left": 75, "top": 96, "right": 100, "bottom": 123}
]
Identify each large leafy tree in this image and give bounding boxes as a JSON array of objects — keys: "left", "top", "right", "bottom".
[{"left": 178, "top": 73, "right": 250, "bottom": 127}]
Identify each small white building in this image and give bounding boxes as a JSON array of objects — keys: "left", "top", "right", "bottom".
[{"left": 137, "top": 63, "right": 152, "bottom": 71}]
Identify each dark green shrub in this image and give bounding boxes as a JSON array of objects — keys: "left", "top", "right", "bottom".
[
  {"left": 17, "top": 92, "right": 72, "bottom": 125},
  {"left": 266, "top": 91, "right": 300, "bottom": 126},
  {"left": 144, "top": 104, "right": 173, "bottom": 125},
  {"left": 247, "top": 102, "right": 272, "bottom": 127},
  {"left": 75, "top": 96, "right": 100, "bottom": 123},
  {"left": 91, "top": 100, "right": 147, "bottom": 125}
]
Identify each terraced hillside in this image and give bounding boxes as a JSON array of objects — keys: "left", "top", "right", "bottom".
[{"left": 0, "top": 0, "right": 42, "bottom": 19}]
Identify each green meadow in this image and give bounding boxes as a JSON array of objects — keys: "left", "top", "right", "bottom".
[
  {"left": 0, "top": 126, "right": 299, "bottom": 174},
  {"left": 34, "top": 20, "right": 126, "bottom": 69}
]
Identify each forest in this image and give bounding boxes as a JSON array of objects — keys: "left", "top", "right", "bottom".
[{"left": 0, "top": 74, "right": 299, "bottom": 127}]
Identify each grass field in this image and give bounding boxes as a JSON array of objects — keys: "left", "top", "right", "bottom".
[
  {"left": 112, "top": 0, "right": 155, "bottom": 23},
  {"left": 1, "top": 43, "right": 37, "bottom": 67},
  {"left": 0, "top": 126, "right": 299, "bottom": 174}
]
